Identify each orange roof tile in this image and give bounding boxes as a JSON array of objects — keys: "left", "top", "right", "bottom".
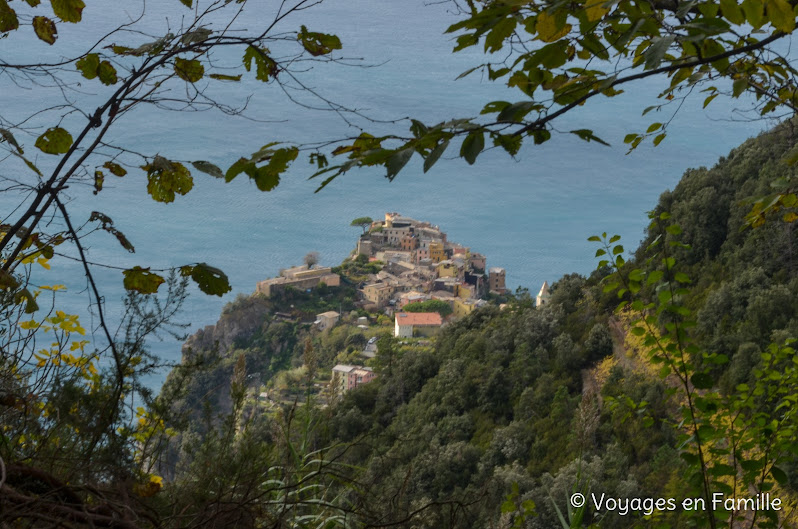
[{"left": 395, "top": 312, "right": 442, "bottom": 326}]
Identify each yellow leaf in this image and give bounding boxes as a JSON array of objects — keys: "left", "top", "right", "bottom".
[
  {"left": 585, "top": 0, "right": 609, "bottom": 21},
  {"left": 19, "top": 320, "right": 39, "bottom": 330},
  {"left": 783, "top": 211, "right": 798, "bottom": 222},
  {"left": 36, "top": 257, "right": 51, "bottom": 270},
  {"left": 40, "top": 284, "right": 67, "bottom": 291},
  {"left": 767, "top": 0, "right": 794, "bottom": 32},
  {"left": 537, "top": 11, "right": 571, "bottom": 42}
]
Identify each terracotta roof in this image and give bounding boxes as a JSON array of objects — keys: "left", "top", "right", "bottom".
[{"left": 395, "top": 312, "right": 442, "bottom": 326}]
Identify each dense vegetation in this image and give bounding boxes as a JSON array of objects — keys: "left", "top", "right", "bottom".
[
  {"left": 6, "top": 120, "right": 798, "bottom": 526},
  {"left": 141, "top": 122, "right": 798, "bottom": 528},
  {"left": 5, "top": 0, "right": 798, "bottom": 525}
]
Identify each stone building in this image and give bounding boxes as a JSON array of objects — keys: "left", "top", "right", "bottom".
[{"left": 489, "top": 267, "right": 506, "bottom": 294}]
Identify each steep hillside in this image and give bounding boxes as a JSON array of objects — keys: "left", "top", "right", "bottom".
[{"left": 159, "top": 121, "right": 798, "bottom": 528}]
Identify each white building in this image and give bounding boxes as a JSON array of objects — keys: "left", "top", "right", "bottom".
[
  {"left": 315, "top": 311, "right": 340, "bottom": 330},
  {"left": 394, "top": 312, "right": 443, "bottom": 338},
  {"left": 536, "top": 281, "right": 551, "bottom": 307}
]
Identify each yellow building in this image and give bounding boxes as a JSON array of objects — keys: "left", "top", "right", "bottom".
[
  {"left": 361, "top": 282, "right": 394, "bottom": 306},
  {"left": 453, "top": 298, "right": 487, "bottom": 318},
  {"left": 455, "top": 283, "right": 474, "bottom": 299},
  {"left": 429, "top": 241, "right": 444, "bottom": 263},
  {"left": 436, "top": 260, "right": 457, "bottom": 278}
]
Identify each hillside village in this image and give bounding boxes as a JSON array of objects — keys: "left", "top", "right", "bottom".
[{"left": 252, "top": 212, "right": 551, "bottom": 398}]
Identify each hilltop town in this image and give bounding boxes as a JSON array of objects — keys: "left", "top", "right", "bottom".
[
  {"left": 256, "top": 212, "right": 551, "bottom": 317},
  {"left": 249, "top": 212, "right": 550, "bottom": 397}
]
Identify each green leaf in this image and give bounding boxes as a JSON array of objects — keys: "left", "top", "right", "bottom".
[
  {"left": 25, "top": 0, "right": 42, "bottom": 6},
  {"left": 227, "top": 144, "right": 298, "bottom": 189},
  {"left": 32, "top": 16, "right": 57, "bottom": 44},
  {"left": 76, "top": 53, "right": 99, "bottom": 79},
  {"left": 225, "top": 157, "right": 254, "bottom": 182},
  {"left": 35, "top": 127, "right": 73, "bottom": 155},
  {"left": 0, "top": 269, "right": 20, "bottom": 290},
  {"left": 191, "top": 160, "right": 223, "bottom": 178},
  {"left": 719, "top": 0, "right": 745, "bottom": 23},
  {"left": 770, "top": 466, "right": 788, "bottom": 484},
  {"left": 93, "top": 170, "right": 104, "bottom": 194},
  {"left": 493, "top": 133, "right": 522, "bottom": 155},
  {"left": 181, "top": 27, "right": 212, "bottom": 45},
  {"left": 460, "top": 131, "right": 484, "bottom": 165},
  {"left": 709, "top": 464, "right": 736, "bottom": 477},
  {"left": 485, "top": 17, "right": 516, "bottom": 53},
  {"left": 184, "top": 263, "right": 232, "bottom": 296},
  {"left": 585, "top": 0, "right": 610, "bottom": 21},
  {"left": 739, "top": 458, "right": 765, "bottom": 472},
  {"left": 386, "top": 148, "right": 413, "bottom": 180},
  {"left": 532, "top": 129, "right": 551, "bottom": 144},
  {"left": 644, "top": 35, "right": 675, "bottom": 70},
  {"left": 297, "top": 25, "right": 341, "bottom": 56},
  {"left": 123, "top": 267, "right": 165, "bottom": 294},
  {"left": 536, "top": 10, "right": 571, "bottom": 43},
  {"left": 243, "top": 46, "right": 278, "bottom": 82},
  {"left": 742, "top": 0, "right": 765, "bottom": 28},
  {"left": 174, "top": 57, "right": 204, "bottom": 83},
  {"left": 579, "top": 33, "right": 610, "bottom": 60},
  {"left": 143, "top": 156, "right": 194, "bottom": 203},
  {"left": 103, "top": 161, "right": 127, "bottom": 176},
  {"left": 570, "top": 129, "right": 610, "bottom": 146},
  {"left": 653, "top": 133, "right": 666, "bottom": 146},
  {"left": 252, "top": 147, "right": 298, "bottom": 191},
  {"left": 178, "top": 0, "right": 192, "bottom": 6},
  {"left": 15, "top": 288, "right": 39, "bottom": 313},
  {"left": 0, "top": 1, "right": 19, "bottom": 33},
  {"left": 423, "top": 139, "right": 449, "bottom": 173},
  {"left": 680, "top": 452, "right": 699, "bottom": 465},
  {"left": 497, "top": 101, "right": 540, "bottom": 122},
  {"left": 51, "top": 0, "right": 85, "bottom": 23},
  {"left": 209, "top": 73, "right": 242, "bottom": 81},
  {"left": 666, "top": 224, "right": 682, "bottom": 235},
  {"left": 732, "top": 77, "right": 748, "bottom": 97},
  {"left": 0, "top": 127, "right": 23, "bottom": 154},
  {"left": 628, "top": 268, "right": 645, "bottom": 281},
  {"left": 97, "top": 60, "right": 117, "bottom": 85},
  {"left": 691, "top": 372, "right": 714, "bottom": 390}
]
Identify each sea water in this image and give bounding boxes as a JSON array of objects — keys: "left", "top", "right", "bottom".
[{"left": 0, "top": 0, "right": 771, "bottom": 387}]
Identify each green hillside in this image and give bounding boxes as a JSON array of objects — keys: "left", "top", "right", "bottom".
[{"left": 156, "top": 122, "right": 798, "bottom": 528}]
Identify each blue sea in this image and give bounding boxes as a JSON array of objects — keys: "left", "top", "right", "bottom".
[{"left": 0, "top": 0, "right": 772, "bottom": 388}]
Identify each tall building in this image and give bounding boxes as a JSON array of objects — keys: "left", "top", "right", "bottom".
[{"left": 488, "top": 267, "right": 506, "bottom": 294}]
